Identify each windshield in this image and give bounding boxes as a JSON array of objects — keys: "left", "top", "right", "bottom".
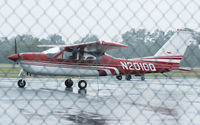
[
  {"left": 42, "top": 47, "right": 62, "bottom": 58},
  {"left": 105, "top": 52, "right": 115, "bottom": 58}
]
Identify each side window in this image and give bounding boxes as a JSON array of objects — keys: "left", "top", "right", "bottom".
[
  {"left": 57, "top": 51, "right": 73, "bottom": 60},
  {"left": 57, "top": 53, "right": 63, "bottom": 59},
  {"left": 63, "top": 51, "right": 73, "bottom": 59},
  {"left": 83, "top": 53, "right": 96, "bottom": 60},
  {"left": 86, "top": 56, "right": 95, "bottom": 60}
]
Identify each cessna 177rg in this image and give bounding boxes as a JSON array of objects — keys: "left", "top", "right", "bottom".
[{"left": 8, "top": 31, "right": 193, "bottom": 89}]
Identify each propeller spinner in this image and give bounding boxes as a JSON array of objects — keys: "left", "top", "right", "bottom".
[{"left": 8, "top": 39, "right": 20, "bottom": 62}]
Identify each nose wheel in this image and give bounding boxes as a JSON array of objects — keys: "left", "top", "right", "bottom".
[{"left": 17, "top": 79, "right": 26, "bottom": 88}]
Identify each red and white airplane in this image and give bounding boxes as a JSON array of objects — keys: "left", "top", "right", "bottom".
[{"left": 8, "top": 31, "right": 193, "bottom": 89}]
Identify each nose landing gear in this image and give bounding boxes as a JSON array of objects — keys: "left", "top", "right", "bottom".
[
  {"left": 17, "top": 69, "right": 26, "bottom": 88},
  {"left": 17, "top": 79, "right": 26, "bottom": 88}
]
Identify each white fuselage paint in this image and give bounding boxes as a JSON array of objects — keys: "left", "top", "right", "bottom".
[
  {"left": 19, "top": 61, "right": 119, "bottom": 76},
  {"left": 20, "top": 63, "right": 99, "bottom": 76}
]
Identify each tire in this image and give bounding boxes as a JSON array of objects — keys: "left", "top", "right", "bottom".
[
  {"left": 18, "top": 79, "right": 26, "bottom": 88},
  {"left": 65, "top": 79, "right": 73, "bottom": 88},
  {"left": 126, "top": 74, "right": 132, "bottom": 80},
  {"left": 116, "top": 75, "right": 122, "bottom": 80},
  {"left": 78, "top": 80, "right": 87, "bottom": 89}
]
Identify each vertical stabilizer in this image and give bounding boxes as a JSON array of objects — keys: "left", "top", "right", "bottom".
[{"left": 154, "top": 31, "right": 193, "bottom": 57}]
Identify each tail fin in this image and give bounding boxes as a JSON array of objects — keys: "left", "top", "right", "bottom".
[
  {"left": 154, "top": 31, "right": 193, "bottom": 57},
  {"left": 141, "top": 31, "right": 193, "bottom": 66}
]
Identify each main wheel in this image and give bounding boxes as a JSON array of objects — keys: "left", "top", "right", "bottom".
[
  {"left": 116, "top": 75, "right": 122, "bottom": 80},
  {"left": 65, "top": 79, "right": 73, "bottom": 88},
  {"left": 18, "top": 79, "right": 26, "bottom": 88},
  {"left": 126, "top": 74, "right": 132, "bottom": 80},
  {"left": 78, "top": 80, "right": 87, "bottom": 89}
]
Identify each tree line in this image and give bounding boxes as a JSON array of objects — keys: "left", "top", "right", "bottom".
[{"left": 1, "top": 28, "right": 200, "bottom": 67}]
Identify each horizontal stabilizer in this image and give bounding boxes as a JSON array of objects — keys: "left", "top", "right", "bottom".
[{"left": 170, "top": 68, "right": 192, "bottom": 72}]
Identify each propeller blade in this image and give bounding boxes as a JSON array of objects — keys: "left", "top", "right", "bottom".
[{"left": 15, "top": 39, "right": 17, "bottom": 54}]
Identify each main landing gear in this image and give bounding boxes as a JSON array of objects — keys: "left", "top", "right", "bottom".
[
  {"left": 125, "top": 74, "right": 132, "bottom": 80},
  {"left": 64, "top": 79, "right": 87, "bottom": 89},
  {"left": 65, "top": 79, "right": 73, "bottom": 88},
  {"left": 116, "top": 75, "right": 122, "bottom": 80}
]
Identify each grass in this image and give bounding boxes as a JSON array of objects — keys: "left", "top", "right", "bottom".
[
  {"left": 0, "top": 64, "right": 21, "bottom": 77},
  {"left": 145, "top": 71, "right": 200, "bottom": 78},
  {"left": 0, "top": 63, "right": 200, "bottom": 78}
]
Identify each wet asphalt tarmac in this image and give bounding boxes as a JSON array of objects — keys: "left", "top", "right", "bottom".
[{"left": 0, "top": 77, "right": 200, "bottom": 125}]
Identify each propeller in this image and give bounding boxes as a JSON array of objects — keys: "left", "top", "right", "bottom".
[
  {"left": 14, "top": 38, "right": 17, "bottom": 54},
  {"left": 12, "top": 38, "right": 19, "bottom": 68}
]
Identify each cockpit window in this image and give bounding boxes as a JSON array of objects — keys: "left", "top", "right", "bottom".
[
  {"left": 105, "top": 52, "right": 115, "bottom": 58},
  {"left": 42, "top": 47, "right": 62, "bottom": 58}
]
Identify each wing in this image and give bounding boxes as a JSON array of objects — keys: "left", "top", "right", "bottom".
[{"left": 38, "top": 41, "right": 128, "bottom": 54}]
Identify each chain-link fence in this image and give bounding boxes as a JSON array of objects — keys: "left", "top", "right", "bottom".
[{"left": 1, "top": 0, "right": 200, "bottom": 124}]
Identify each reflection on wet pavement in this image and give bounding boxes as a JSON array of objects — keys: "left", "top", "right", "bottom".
[
  {"left": 57, "top": 110, "right": 107, "bottom": 125},
  {"left": 131, "top": 102, "right": 178, "bottom": 117},
  {"left": 78, "top": 89, "right": 87, "bottom": 96},
  {"left": 0, "top": 78, "right": 199, "bottom": 125},
  {"left": 20, "top": 107, "right": 109, "bottom": 125}
]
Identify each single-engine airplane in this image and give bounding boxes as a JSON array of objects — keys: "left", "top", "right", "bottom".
[{"left": 8, "top": 31, "right": 193, "bottom": 89}]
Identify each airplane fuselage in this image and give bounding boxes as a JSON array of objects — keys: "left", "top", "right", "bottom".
[{"left": 16, "top": 53, "right": 179, "bottom": 77}]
